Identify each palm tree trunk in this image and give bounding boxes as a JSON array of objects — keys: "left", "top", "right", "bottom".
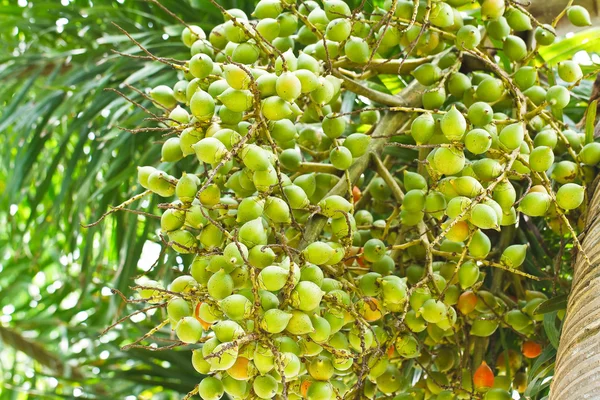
[{"left": 550, "top": 179, "right": 600, "bottom": 399}]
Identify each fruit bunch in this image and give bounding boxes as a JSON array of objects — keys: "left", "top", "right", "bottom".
[{"left": 109, "top": 0, "right": 599, "bottom": 399}]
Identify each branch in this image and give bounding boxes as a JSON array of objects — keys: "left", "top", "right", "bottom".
[{"left": 298, "top": 78, "right": 425, "bottom": 250}]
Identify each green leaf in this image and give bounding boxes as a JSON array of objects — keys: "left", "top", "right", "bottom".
[
  {"left": 586, "top": 100, "right": 598, "bottom": 144},
  {"left": 378, "top": 74, "right": 406, "bottom": 95},
  {"left": 528, "top": 345, "right": 556, "bottom": 382},
  {"left": 535, "top": 294, "right": 568, "bottom": 315},
  {"left": 543, "top": 311, "right": 561, "bottom": 349},
  {"left": 537, "top": 28, "right": 600, "bottom": 66}
]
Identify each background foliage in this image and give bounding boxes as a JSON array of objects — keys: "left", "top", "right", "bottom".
[{"left": 0, "top": 0, "right": 598, "bottom": 399}]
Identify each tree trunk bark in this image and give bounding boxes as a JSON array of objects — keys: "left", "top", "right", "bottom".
[{"left": 550, "top": 180, "right": 600, "bottom": 399}]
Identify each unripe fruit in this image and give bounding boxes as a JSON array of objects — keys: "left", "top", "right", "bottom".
[
  {"left": 395, "top": 334, "right": 420, "bottom": 358},
  {"left": 506, "top": 7, "right": 532, "bottom": 31},
  {"left": 330, "top": 146, "right": 353, "bottom": 170},
  {"left": 344, "top": 36, "right": 370, "bottom": 64},
  {"left": 256, "top": 17, "right": 280, "bottom": 41},
  {"left": 558, "top": 61, "right": 583, "bottom": 83},
  {"left": 224, "top": 65, "right": 251, "bottom": 90},
  {"left": 500, "top": 244, "right": 527, "bottom": 268},
  {"left": 218, "top": 88, "right": 253, "bottom": 113},
  {"left": 193, "top": 137, "right": 228, "bottom": 164},
  {"left": 481, "top": 0, "right": 505, "bottom": 20},
  {"left": 448, "top": 72, "right": 472, "bottom": 98},
  {"left": 189, "top": 53, "right": 214, "bottom": 79},
  {"left": 580, "top": 142, "right": 600, "bottom": 165},
  {"left": 535, "top": 24, "right": 556, "bottom": 46},
  {"left": 458, "top": 260, "right": 480, "bottom": 288},
  {"left": 173, "top": 80, "right": 188, "bottom": 104},
  {"left": 430, "top": 2, "right": 454, "bottom": 27},
  {"left": 360, "top": 109, "right": 380, "bottom": 125},
  {"left": 256, "top": 73, "right": 278, "bottom": 98},
  {"left": 291, "top": 281, "right": 323, "bottom": 311},
  {"left": 286, "top": 310, "right": 315, "bottom": 335},
  {"left": 447, "top": 196, "right": 471, "bottom": 219},
  {"left": 198, "top": 376, "right": 224, "bottom": 400},
  {"left": 456, "top": 25, "right": 481, "bottom": 50},
  {"left": 248, "top": 245, "right": 275, "bottom": 269},
  {"left": 556, "top": 183, "right": 585, "bottom": 210},
  {"left": 468, "top": 102, "right": 494, "bottom": 127},
  {"left": 534, "top": 128, "right": 558, "bottom": 148},
  {"left": 469, "top": 229, "right": 491, "bottom": 258},
  {"left": 363, "top": 238, "right": 386, "bottom": 262},
  {"left": 207, "top": 269, "right": 234, "bottom": 300},
  {"left": 422, "top": 87, "right": 446, "bottom": 110},
  {"left": 190, "top": 90, "right": 216, "bottom": 120},
  {"left": 150, "top": 85, "right": 177, "bottom": 109},
  {"left": 470, "top": 203, "right": 499, "bottom": 229},
  {"left": 241, "top": 144, "right": 271, "bottom": 171},
  {"left": 233, "top": 42, "right": 260, "bottom": 64},
  {"left": 276, "top": 72, "right": 302, "bottom": 101},
  {"left": 514, "top": 66, "right": 538, "bottom": 90},
  {"left": 167, "top": 297, "right": 191, "bottom": 324},
  {"left": 455, "top": 176, "right": 484, "bottom": 197},
  {"left": 420, "top": 299, "right": 447, "bottom": 323},
  {"left": 303, "top": 241, "right": 335, "bottom": 265},
  {"left": 505, "top": 309, "right": 531, "bottom": 331},
  {"left": 471, "top": 318, "right": 499, "bottom": 337},
  {"left": 261, "top": 96, "right": 292, "bottom": 121},
  {"left": 259, "top": 265, "right": 289, "bottom": 292},
  {"left": 161, "top": 209, "right": 186, "bottom": 232},
  {"left": 433, "top": 147, "right": 466, "bottom": 176},
  {"left": 404, "top": 170, "right": 428, "bottom": 191},
  {"left": 182, "top": 25, "right": 205, "bottom": 47},
  {"left": 524, "top": 85, "right": 547, "bottom": 106},
  {"left": 567, "top": 5, "right": 592, "bottom": 26},
  {"left": 147, "top": 170, "right": 175, "bottom": 197},
  {"left": 176, "top": 316, "right": 203, "bottom": 343},
  {"left": 487, "top": 16, "right": 510, "bottom": 40},
  {"left": 380, "top": 275, "right": 407, "bottom": 305},
  {"left": 499, "top": 123, "right": 524, "bottom": 150},
  {"left": 376, "top": 365, "right": 404, "bottom": 394},
  {"left": 319, "top": 195, "right": 352, "bottom": 218},
  {"left": 552, "top": 160, "right": 578, "bottom": 184},
  {"left": 546, "top": 85, "right": 570, "bottom": 109},
  {"left": 284, "top": 185, "right": 310, "bottom": 209},
  {"left": 529, "top": 146, "right": 555, "bottom": 172},
  {"left": 465, "top": 128, "right": 492, "bottom": 154},
  {"left": 253, "top": 0, "right": 283, "bottom": 18},
  {"left": 260, "top": 309, "right": 292, "bottom": 333},
  {"left": 237, "top": 197, "right": 264, "bottom": 224},
  {"left": 476, "top": 77, "right": 504, "bottom": 102},
  {"left": 220, "top": 294, "right": 252, "bottom": 320},
  {"left": 411, "top": 113, "right": 436, "bottom": 144},
  {"left": 324, "top": 0, "right": 351, "bottom": 19},
  {"left": 412, "top": 63, "right": 442, "bottom": 86},
  {"left": 264, "top": 196, "right": 291, "bottom": 223},
  {"left": 425, "top": 191, "right": 448, "bottom": 218},
  {"left": 519, "top": 192, "right": 551, "bottom": 216},
  {"left": 322, "top": 113, "right": 346, "bottom": 138},
  {"left": 306, "top": 381, "right": 334, "bottom": 400},
  {"left": 441, "top": 106, "right": 467, "bottom": 141},
  {"left": 168, "top": 105, "right": 190, "bottom": 125},
  {"left": 253, "top": 374, "right": 278, "bottom": 399},
  {"left": 403, "top": 189, "right": 426, "bottom": 212}
]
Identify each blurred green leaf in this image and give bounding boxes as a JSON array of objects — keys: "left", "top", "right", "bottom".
[
  {"left": 537, "top": 28, "right": 600, "bottom": 66},
  {"left": 535, "top": 294, "right": 568, "bottom": 315},
  {"left": 586, "top": 100, "right": 598, "bottom": 144}
]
